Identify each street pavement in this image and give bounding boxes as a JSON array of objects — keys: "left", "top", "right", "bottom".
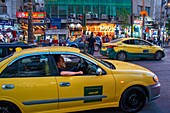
[{"left": 75, "top": 47, "right": 170, "bottom": 113}]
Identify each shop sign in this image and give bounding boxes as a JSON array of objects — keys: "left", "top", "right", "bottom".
[
  {"left": 134, "top": 20, "right": 142, "bottom": 25},
  {"left": 33, "top": 20, "right": 44, "bottom": 24},
  {"left": 0, "top": 20, "right": 13, "bottom": 26},
  {"left": 16, "top": 12, "right": 46, "bottom": 19},
  {"left": 50, "top": 18, "right": 61, "bottom": 28},
  {"left": 100, "top": 26, "right": 114, "bottom": 32}
]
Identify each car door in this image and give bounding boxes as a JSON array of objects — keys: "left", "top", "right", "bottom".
[
  {"left": 121, "top": 39, "right": 143, "bottom": 58},
  {"left": 0, "top": 54, "right": 59, "bottom": 113},
  {"left": 51, "top": 53, "right": 116, "bottom": 110},
  {"left": 138, "top": 40, "right": 154, "bottom": 58}
]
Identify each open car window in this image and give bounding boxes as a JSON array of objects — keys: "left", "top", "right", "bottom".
[{"left": 53, "top": 54, "right": 106, "bottom": 76}]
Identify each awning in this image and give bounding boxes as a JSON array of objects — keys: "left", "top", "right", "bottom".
[{"left": 34, "top": 29, "right": 44, "bottom": 35}]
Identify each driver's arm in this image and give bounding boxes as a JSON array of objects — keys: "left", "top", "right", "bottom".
[{"left": 60, "top": 71, "right": 83, "bottom": 76}]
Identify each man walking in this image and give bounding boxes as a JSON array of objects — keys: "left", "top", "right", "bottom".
[{"left": 87, "top": 32, "right": 96, "bottom": 55}]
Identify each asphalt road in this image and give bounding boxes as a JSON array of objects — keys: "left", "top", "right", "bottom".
[{"left": 76, "top": 48, "right": 170, "bottom": 113}]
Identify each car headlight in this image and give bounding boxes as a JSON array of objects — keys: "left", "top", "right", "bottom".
[
  {"left": 66, "top": 43, "right": 69, "bottom": 46},
  {"left": 153, "top": 75, "right": 159, "bottom": 82}
]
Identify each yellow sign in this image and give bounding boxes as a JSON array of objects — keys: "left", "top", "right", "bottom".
[{"left": 140, "top": 10, "right": 148, "bottom": 16}]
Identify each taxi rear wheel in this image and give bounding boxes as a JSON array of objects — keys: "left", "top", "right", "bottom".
[
  {"left": 154, "top": 51, "right": 163, "bottom": 61},
  {"left": 120, "top": 86, "right": 146, "bottom": 113},
  {"left": 116, "top": 52, "right": 127, "bottom": 61},
  {"left": 0, "top": 101, "right": 21, "bottom": 113}
]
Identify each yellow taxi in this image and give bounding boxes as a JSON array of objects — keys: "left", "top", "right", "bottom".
[
  {"left": 0, "top": 46, "right": 160, "bottom": 113},
  {"left": 100, "top": 38, "right": 165, "bottom": 61}
]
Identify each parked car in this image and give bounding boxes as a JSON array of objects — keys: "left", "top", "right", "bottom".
[
  {"left": 66, "top": 37, "right": 102, "bottom": 51},
  {"left": 100, "top": 38, "right": 165, "bottom": 61},
  {"left": 0, "top": 46, "right": 160, "bottom": 113},
  {"left": 0, "top": 42, "right": 37, "bottom": 59}
]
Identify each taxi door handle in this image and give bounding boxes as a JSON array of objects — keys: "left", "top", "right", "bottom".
[
  {"left": 60, "top": 82, "right": 70, "bottom": 87},
  {"left": 2, "top": 84, "right": 15, "bottom": 90}
]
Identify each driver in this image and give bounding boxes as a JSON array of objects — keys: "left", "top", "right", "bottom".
[{"left": 55, "top": 55, "right": 83, "bottom": 76}]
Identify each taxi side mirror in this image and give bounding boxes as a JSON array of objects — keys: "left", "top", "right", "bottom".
[{"left": 96, "top": 68, "right": 102, "bottom": 76}]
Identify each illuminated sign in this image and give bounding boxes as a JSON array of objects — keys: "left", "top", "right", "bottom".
[
  {"left": 16, "top": 12, "right": 46, "bottom": 19},
  {"left": 33, "top": 20, "right": 44, "bottom": 23}
]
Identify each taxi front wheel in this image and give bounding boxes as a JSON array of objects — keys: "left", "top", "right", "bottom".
[
  {"left": 0, "top": 101, "right": 21, "bottom": 113},
  {"left": 154, "top": 51, "right": 163, "bottom": 61},
  {"left": 120, "top": 86, "right": 146, "bottom": 113}
]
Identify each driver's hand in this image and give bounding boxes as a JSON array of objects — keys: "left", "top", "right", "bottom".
[{"left": 78, "top": 71, "right": 83, "bottom": 74}]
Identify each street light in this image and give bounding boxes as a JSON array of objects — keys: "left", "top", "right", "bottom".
[{"left": 27, "top": 0, "right": 34, "bottom": 44}]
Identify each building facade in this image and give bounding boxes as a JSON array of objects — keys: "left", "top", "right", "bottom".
[
  {"left": 132, "top": 0, "right": 162, "bottom": 24},
  {"left": 45, "top": 0, "right": 131, "bottom": 39}
]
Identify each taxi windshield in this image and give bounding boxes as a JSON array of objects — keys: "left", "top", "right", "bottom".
[{"left": 82, "top": 52, "right": 116, "bottom": 69}]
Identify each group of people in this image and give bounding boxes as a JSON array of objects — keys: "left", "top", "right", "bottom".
[{"left": 147, "top": 35, "right": 170, "bottom": 47}]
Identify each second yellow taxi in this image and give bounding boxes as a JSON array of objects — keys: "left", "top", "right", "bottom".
[{"left": 100, "top": 38, "right": 165, "bottom": 61}]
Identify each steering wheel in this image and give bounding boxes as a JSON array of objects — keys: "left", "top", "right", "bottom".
[{"left": 76, "top": 58, "right": 86, "bottom": 72}]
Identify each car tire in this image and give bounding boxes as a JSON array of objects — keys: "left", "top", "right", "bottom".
[
  {"left": 116, "top": 52, "right": 127, "bottom": 61},
  {"left": 94, "top": 45, "right": 100, "bottom": 52},
  {"left": 120, "top": 86, "right": 146, "bottom": 113},
  {"left": 0, "top": 101, "right": 21, "bottom": 113},
  {"left": 154, "top": 51, "right": 163, "bottom": 61}
]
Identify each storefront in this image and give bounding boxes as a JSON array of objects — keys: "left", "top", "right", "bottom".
[
  {"left": 45, "top": 29, "right": 69, "bottom": 45},
  {"left": 0, "top": 19, "right": 17, "bottom": 42},
  {"left": 86, "top": 23, "right": 116, "bottom": 37},
  {"left": 16, "top": 12, "right": 46, "bottom": 42}
]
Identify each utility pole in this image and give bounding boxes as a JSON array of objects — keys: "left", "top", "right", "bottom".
[
  {"left": 142, "top": 0, "right": 146, "bottom": 40},
  {"left": 83, "top": 13, "right": 86, "bottom": 53},
  {"left": 131, "top": 0, "right": 133, "bottom": 38},
  {"left": 27, "top": 0, "right": 34, "bottom": 44}
]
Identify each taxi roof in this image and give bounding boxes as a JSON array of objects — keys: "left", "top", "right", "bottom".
[{"left": 14, "top": 46, "right": 81, "bottom": 55}]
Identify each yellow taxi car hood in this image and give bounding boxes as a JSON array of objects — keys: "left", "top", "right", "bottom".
[{"left": 103, "top": 59, "right": 151, "bottom": 72}]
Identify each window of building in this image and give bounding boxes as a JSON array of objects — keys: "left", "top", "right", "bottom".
[
  {"left": 51, "top": 4, "right": 58, "bottom": 17},
  {"left": 137, "top": 5, "right": 142, "bottom": 14},
  {"left": 68, "top": 5, "right": 74, "bottom": 14},
  {"left": 76, "top": 5, "right": 83, "bottom": 14},
  {"left": 59, "top": 5, "right": 67, "bottom": 18},
  {"left": 145, "top": 7, "right": 150, "bottom": 16},
  {"left": 84, "top": 5, "right": 91, "bottom": 13}
]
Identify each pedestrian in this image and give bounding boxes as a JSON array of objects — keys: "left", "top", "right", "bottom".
[
  {"left": 49, "top": 37, "right": 53, "bottom": 46},
  {"left": 87, "top": 32, "right": 96, "bottom": 55},
  {"left": 104, "top": 35, "right": 110, "bottom": 43}
]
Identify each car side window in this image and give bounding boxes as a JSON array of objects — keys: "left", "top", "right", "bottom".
[
  {"left": 53, "top": 54, "right": 105, "bottom": 76},
  {"left": 139, "top": 40, "right": 150, "bottom": 46},
  {"left": 1, "top": 55, "right": 50, "bottom": 77},
  {"left": 123, "top": 40, "right": 135, "bottom": 45}
]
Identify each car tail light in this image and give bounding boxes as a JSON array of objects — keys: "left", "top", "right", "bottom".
[{"left": 107, "top": 45, "right": 118, "bottom": 48}]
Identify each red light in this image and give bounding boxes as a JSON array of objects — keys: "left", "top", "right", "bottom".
[{"left": 107, "top": 45, "right": 118, "bottom": 48}]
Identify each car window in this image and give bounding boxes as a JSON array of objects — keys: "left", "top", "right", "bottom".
[
  {"left": 1, "top": 55, "right": 50, "bottom": 77},
  {"left": 84, "top": 53, "right": 115, "bottom": 69},
  {"left": 53, "top": 54, "right": 106, "bottom": 76},
  {"left": 139, "top": 40, "right": 151, "bottom": 46},
  {"left": 123, "top": 39, "right": 140, "bottom": 45},
  {"left": 110, "top": 38, "right": 122, "bottom": 43}
]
